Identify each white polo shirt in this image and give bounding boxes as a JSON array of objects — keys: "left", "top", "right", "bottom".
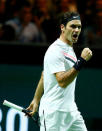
[{"left": 39, "top": 39, "right": 78, "bottom": 115}]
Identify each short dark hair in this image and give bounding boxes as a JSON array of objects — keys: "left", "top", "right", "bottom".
[{"left": 59, "top": 11, "right": 80, "bottom": 27}]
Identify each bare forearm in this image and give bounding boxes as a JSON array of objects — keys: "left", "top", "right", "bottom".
[
  {"left": 55, "top": 48, "right": 93, "bottom": 88},
  {"left": 55, "top": 67, "right": 79, "bottom": 88},
  {"left": 27, "top": 72, "right": 44, "bottom": 115},
  {"left": 33, "top": 72, "right": 44, "bottom": 104}
]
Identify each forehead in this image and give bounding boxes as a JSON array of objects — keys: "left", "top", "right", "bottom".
[{"left": 67, "top": 20, "right": 81, "bottom": 26}]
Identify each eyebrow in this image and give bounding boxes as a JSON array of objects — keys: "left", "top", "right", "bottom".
[{"left": 70, "top": 24, "right": 82, "bottom": 28}]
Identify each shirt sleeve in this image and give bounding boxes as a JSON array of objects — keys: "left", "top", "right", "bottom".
[{"left": 46, "top": 47, "right": 66, "bottom": 74}]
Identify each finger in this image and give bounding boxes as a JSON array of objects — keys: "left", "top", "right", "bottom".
[
  {"left": 25, "top": 111, "right": 32, "bottom": 117},
  {"left": 90, "top": 51, "right": 92, "bottom": 55},
  {"left": 26, "top": 106, "right": 32, "bottom": 111},
  {"left": 88, "top": 51, "right": 92, "bottom": 56},
  {"left": 25, "top": 112, "right": 31, "bottom": 116},
  {"left": 29, "top": 112, "right": 34, "bottom": 116},
  {"left": 29, "top": 111, "right": 36, "bottom": 116}
]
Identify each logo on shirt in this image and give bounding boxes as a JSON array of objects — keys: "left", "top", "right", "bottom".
[{"left": 62, "top": 52, "right": 77, "bottom": 64}]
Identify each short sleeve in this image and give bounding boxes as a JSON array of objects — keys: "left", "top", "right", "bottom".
[{"left": 45, "top": 47, "right": 66, "bottom": 74}]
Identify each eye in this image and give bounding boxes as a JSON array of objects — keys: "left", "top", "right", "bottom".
[
  {"left": 78, "top": 26, "right": 81, "bottom": 29},
  {"left": 70, "top": 25, "right": 81, "bottom": 29},
  {"left": 71, "top": 25, "right": 76, "bottom": 29}
]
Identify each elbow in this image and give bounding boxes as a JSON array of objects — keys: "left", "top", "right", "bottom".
[{"left": 58, "top": 82, "right": 67, "bottom": 88}]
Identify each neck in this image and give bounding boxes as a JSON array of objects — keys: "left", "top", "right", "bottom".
[{"left": 59, "top": 35, "right": 73, "bottom": 47}]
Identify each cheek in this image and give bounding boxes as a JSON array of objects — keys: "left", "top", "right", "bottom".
[
  {"left": 80, "top": 29, "right": 81, "bottom": 34},
  {"left": 65, "top": 30, "right": 72, "bottom": 40},
  {"left": 78, "top": 29, "right": 81, "bottom": 35}
]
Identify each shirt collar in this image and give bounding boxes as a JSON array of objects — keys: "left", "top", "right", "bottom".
[{"left": 57, "top": 38, "right": 73, "bottom": 49}]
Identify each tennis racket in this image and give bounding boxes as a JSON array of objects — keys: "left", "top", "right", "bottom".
[{"left": 3, "top": 100, "right": 39, "bottom": 125}]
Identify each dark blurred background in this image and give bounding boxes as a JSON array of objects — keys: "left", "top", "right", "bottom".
[{"left": 0, "top": 0, "right": 102, "bottom": 131}]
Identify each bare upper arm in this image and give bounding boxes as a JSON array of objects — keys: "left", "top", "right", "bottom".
[
  {"left": 55, "top": 71, "right": 66, "bottom": 88},
  {"left": 54, "top": 67, "right": 78, "bottom": 88}
]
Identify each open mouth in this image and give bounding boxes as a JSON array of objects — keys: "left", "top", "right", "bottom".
[{"left": 72, "top": 34, "right": 78, "bottom": 39}]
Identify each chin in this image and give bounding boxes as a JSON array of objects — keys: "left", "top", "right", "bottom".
[
  {"left": 71, "top": 38, "right": 77, "bottom": 43},
  {"left": 73, "top": 40, "right": 77, "bottom": 43}
]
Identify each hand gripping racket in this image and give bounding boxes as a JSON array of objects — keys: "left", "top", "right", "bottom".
[{"left": 3, "top": 100, "right": 40, "bottom": 125}]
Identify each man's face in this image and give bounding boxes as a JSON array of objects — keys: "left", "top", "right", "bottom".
[
  {"left": 20, "top": 7, "right": 32, "bottom": 24},
  {"left": 62, "top": 20, "right": 81, "bottom": 44}
]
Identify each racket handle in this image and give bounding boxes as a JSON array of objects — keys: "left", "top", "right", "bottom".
[
  {"left": 22, "top": 109, "right": 40, "bottom": 125},
  {"left": 22, "top": 109, "right": 32, "bottom": 117}
]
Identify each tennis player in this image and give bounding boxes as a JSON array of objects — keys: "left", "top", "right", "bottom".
[{"left": 27, "top": 11, "right": 92, "bottom": 131}]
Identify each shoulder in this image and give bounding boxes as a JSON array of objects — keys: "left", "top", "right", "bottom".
[
  {"left": 5, "top": 18, "right": 20, "bottom": 25},
  {"left": 44, "top": 40, "right": 64, "bottom": 61},
  {"left": 28, "top": 22, "right": 38, "bottom": 29},
  {"left": 47, "top": 40, "right": 63, "bottom": 54},
  {"left": 26, "top": 23, "right": 39, "bottom": 35}
]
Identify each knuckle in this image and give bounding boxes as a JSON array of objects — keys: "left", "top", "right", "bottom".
[{"left": 85, "top": 47, "right": 89, "bottom": 50}]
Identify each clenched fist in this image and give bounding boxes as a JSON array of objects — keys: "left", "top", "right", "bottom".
[{"left": 81, "top": 48, "right": 92, "bottom": 61}]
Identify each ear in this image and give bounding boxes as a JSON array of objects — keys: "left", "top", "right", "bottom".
[{"left": 60, "top": 24, "right": 65, "bottom": 32}]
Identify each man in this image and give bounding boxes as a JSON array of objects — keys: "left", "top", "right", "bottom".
[
  {"left": 5, "top": 1, "right": 46, "bottom": 43},
  {"left": 27, "top": 12, "right": 92, "bottom": 131}
]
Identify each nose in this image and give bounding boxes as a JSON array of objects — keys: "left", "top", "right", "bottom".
[{"left": 75, "top": 27, "right": 79, "bottom": 32}]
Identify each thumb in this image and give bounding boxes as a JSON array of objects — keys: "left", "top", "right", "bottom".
[
  {"left": 26, "top": 106, "right": 31, "bottom": 111},
  {"left": 29, "top": 111, "right": 35, "bottom": 116}
]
